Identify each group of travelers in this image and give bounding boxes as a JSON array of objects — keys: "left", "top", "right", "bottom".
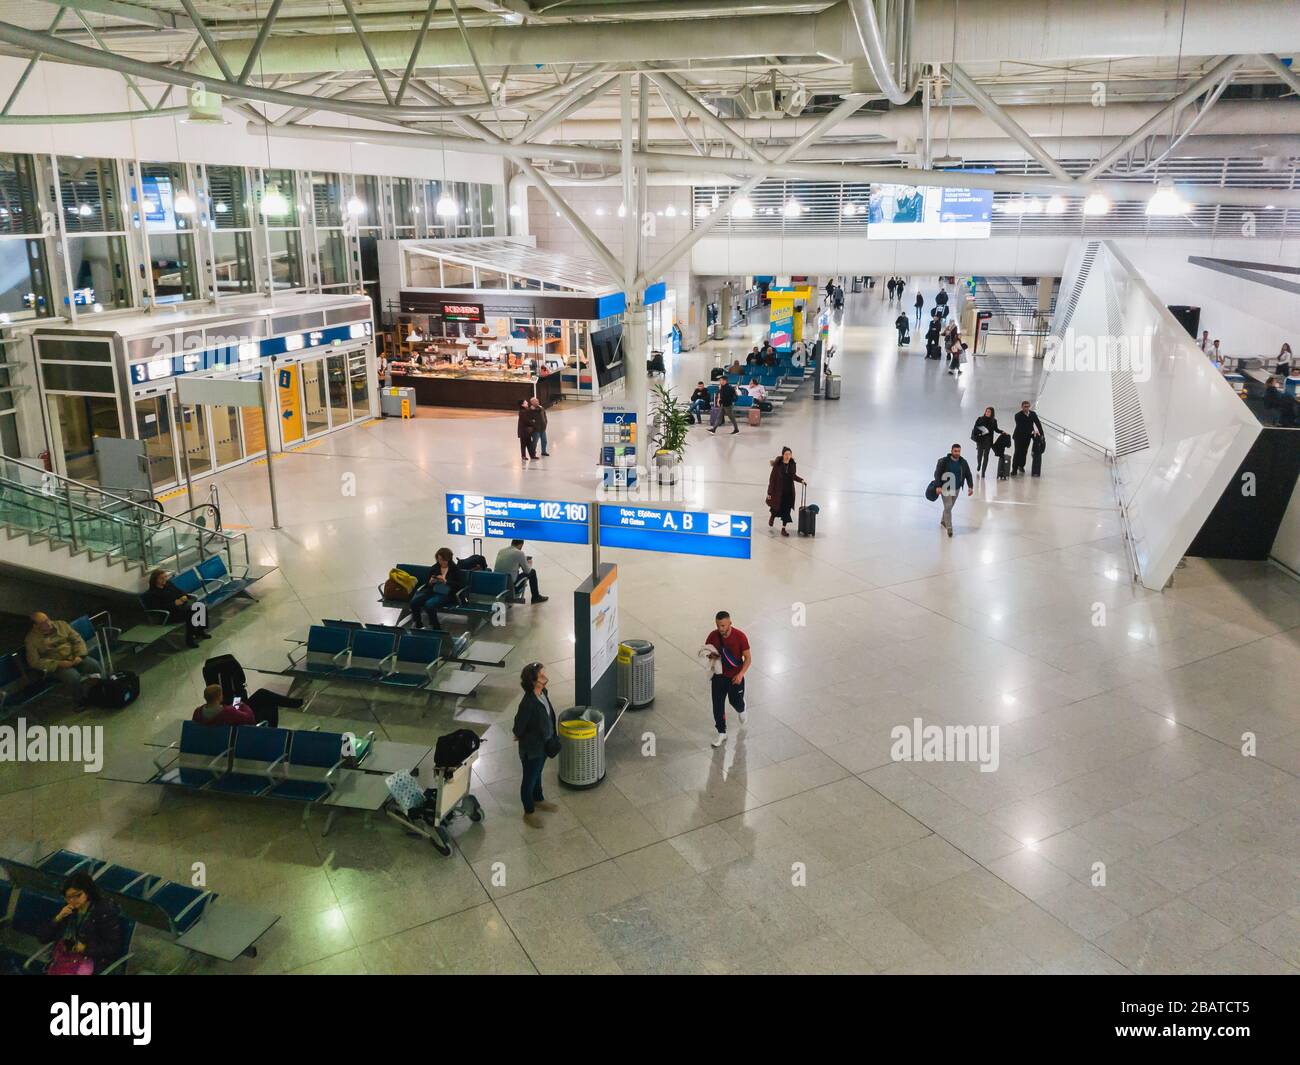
[{"left": 515, "top": 396, "right": 550, "bottom": 463}]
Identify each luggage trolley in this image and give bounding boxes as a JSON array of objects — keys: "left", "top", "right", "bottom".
[{"left": 384, "top": 749, "right": 484, "bottom": 857}]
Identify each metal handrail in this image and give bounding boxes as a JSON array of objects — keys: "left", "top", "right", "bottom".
[{"left": 0, "top": 455, "right": 220, "bottom": 539}]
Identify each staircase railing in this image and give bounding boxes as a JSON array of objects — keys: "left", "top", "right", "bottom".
[{"left": 0, "top": 455, "right": 249, "bottom": 579}]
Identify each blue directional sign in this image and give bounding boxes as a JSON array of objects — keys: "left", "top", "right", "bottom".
[
  {"left": 598, "top": 505, "right": 752, "bottom": 559},
  {"left": 445, "top": 492, "right": 590, "bottom": 545}
]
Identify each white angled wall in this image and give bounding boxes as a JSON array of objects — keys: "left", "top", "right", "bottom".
[{"left": 1037, "top": 241, "right": 1263, "bottom": 591}]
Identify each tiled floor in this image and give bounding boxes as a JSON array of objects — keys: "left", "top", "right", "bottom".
[{"left": 3, "top": 280, "right": 1297, "bottom": 974}]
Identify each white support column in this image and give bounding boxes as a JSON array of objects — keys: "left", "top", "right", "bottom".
[{"left": 620, "top": 74, "right": 648, "bottom": 452}]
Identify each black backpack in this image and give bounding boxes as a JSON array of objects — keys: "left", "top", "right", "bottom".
[
  {"left": 456, "top": 554, "right": 488, "bottom": 572},
  {"left": 434, "top": 728, "right": 482, "bottom": 768},
  {"left": 203, "top": 654, "right": 248, "bottom": 702}
]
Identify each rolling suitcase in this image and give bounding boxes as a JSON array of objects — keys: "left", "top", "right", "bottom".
[
  {"left": 797, "top": 484, "right": 817, "bottom": 536},
  {"left": 997, "top": 454, "right": 1011, "bottom": 480},
  {"left": 747, "top": 407, "right": 761, "bottom": 427},
  {"left": 85, "top": 671, "right": 140, "bottom": 709},
  {"left": 709, "top": 403, "right": 723, "bottom": 430}
]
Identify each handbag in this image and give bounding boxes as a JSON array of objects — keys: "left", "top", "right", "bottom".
[
  {"left": 1032, "top": 435, "right": 1046, "bottom": 455},
  {"left": 544, "top": 734, "right": 561, "bottom": 758},
  {"left": 48, "top": 940, "right": 95, "bottom": 976},
  {"left": 924, "top": 481, "right": 940, "bottom": 502}
]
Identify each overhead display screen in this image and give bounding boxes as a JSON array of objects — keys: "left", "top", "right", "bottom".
[{"left": 867, "top": 171, "right": 994, "bottom": 240}]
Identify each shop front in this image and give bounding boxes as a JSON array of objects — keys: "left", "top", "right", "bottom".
[
  {"left": 384, "top": 238, "right": 664, "bottom": 407},
  {"left": 31, "top": 293, "right": 375, "bottom": 491}
]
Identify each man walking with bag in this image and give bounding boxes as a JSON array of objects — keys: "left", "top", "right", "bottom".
[
  {"left": 702, "top": 611, "right": 750, "bottom": 748},
  {"left": 709, "top": 377, "right": 740, "bottom": 435},
  {"left": 933, "top": 444, "right": 974, "bottom": 538},
  {"left": 1011, "top": 400, "right": 1044, "bottom": 476}
]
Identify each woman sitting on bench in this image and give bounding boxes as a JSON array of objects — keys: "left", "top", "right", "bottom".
[
  {"left": 409, "top": 548, "right": 466, "bottom": 629},
  {"left": 144, "top": 568, "right": 210, "bottom": 648}
]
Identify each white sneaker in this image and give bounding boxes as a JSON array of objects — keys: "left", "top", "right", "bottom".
[
  {"left": 737, "top": 711, "right": 747, "bottom": 727},
  {"left": 711, "top": 732, "right": 727, "bottom": 748}
]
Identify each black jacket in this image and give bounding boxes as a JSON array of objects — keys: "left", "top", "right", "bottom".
[
  {"left": 516, "top": 406, "right": 537, "bottom": 440},
  {"left": 895, "top": 314, "right": 909, "bottom": 331},
  {"left": 423, "top": 561, "right": 467, "bottom": 596},
  {"left": 40, "top": 898, "right": 123, "bottom": 973},
  {"left": 530, "top": 404, "right": 548, "bottom": 432},
  {"left": 513, "top": 689, "right": 557, "bottom": 760},
  {"left": 143, "top": 579, "right": 190, "bottom": 621},
  {"left": 690, "top": 387, "right": 711, "bottom": 405},
  {"left": 971, "top": 415, "right": 1000, "bottom": 448},
  {"left": 719, "top": 382, "right": 737, "bottom": 407},
  {"left": 914, "top": 293, "right": 924, "bottom": 308},
  {"left": 933, "top": 455, "right": 974, "bottom": 492},
  {"left": 1013, "top": 409, "right": 1044, "bottom": 441},
  {"left": 935, "top": 289, "right": 949, "bottom": 305}
]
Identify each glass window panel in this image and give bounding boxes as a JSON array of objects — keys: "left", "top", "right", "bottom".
[
  {"left": 146, "top": 231, "right": 200, "bottom": 303},
  {"left": 55, "top": 157, "right": 123, "bottom": 234},
  {"left": 478, "top": 184, "right": 496, "bottom": 235},
  {"left": 207, "top": 165, "right": 250, "bottom": 228},
  {"left": 327, "top": 353, "right": 349, "bottom": 425},
  {"left": 317, "top": 229, "right": 349, "bottom": 287},
  {"left": 301, "top": 359, "right": 328, "bottom": 435},
  {"left": 37, "top": 338, "right": 112, "bottom": 362},
  {"left": 41, "top": 362, "right": 115, "bottom": 393},
  {"left": 139, "top": 162, "right": 196, "bottom": 234},
  {"left": 311, "top": 172, "right": 343, "bottom": 227},
  {"left": 179, "top": 402, "right": 212, "bottom": 475},
  {"left": 258, "top": 168, "right": 298, "bottom": 223},
  {"left": 66, "top": 235, "right": 131, "bottom": 309},
  {"left": 0, "top": 153, "right": 42, "bottom": 235},
  {"left": 354, "top": 174, "right": 381, "bottom": 229},
  {"left": 0, "top": 237, "right": 53, "bottom": 319},
  {"left": 267, "top": 229, "right": 303, "bottom": 289},
  {"left": 0, "top": 411, "right": 18, "bottom": 458},
  {"left": 441, "top": 261, "right": 474, "bottom": 287},
  {"left": 211, "top": 230, "right": 255, "bottom": 294}
]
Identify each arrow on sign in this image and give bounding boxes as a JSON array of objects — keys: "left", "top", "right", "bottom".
[
  {"left": 450, "top": 517, "right": 463, "bottom": 532},
  {"left": 734, "top": 519, "right": 749, "bottom": 533},
  {"left": 449, "top": 497, "right": 463, "bottom": 512}
]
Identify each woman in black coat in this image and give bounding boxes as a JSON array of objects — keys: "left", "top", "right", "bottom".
[
  {"left": 971, "top": 407, "right": 999, "bottom": 477},
  {"left": 512, "top": 661, "right": 558, "bottom": 827},
  {"left": 409, "top": 547, "right": 467, "bottom": 629},
  {"left": 516, "top": 400, "right": 537, "bottom": 462},
  {"left": 766, "top": 448, "right": 807, "bottom": 537},
  {"left": 40, "top": 871, "right": 123, "bottom": 974},
  {"left": 144, "top": 567, "right": 209, "bottom": 647}
]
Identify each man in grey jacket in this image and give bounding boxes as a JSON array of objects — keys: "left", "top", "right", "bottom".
[
  {"left": 494, "top": 539, "right": 549, "bottom": 604},
  {"left": 25, "top": 612, "right": 102, "bottom": 699}
]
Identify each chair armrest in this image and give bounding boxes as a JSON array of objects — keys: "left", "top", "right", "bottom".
[
  {"left": 205, "top": 746, "right": 232, "bottom": 771},
  {"left": 173, "top": 890, "right": 214, "bottom": 926},
  {"left": 152, "top": 741, "right": 180, "bottom": 773},
  {"left": 332, "top": 648, "right": 349, "bottom": 663},
  {"left": 141, "top": 608, "right": 171, "bottom": 625},
  {"left": 323, "top": 758, "right": 345, "bottom": 784},
  {"left": 23, "top": 942, "right": 54, "bottom": 971},
  {"left": 99, "top": 950, "right": 135, "bottom": 976},
  {"left": 266, "top": 754, "right": 288, "bottom": 774}
]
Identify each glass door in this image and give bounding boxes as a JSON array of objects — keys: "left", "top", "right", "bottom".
[
  {"left": 326, "top": 354, "right": 350, "bottom": 426},
  {"left": 301, "top": 358, "right": 329, "bottom": 436},
  {"left": 178, "top": 401, "right": 213, "bottom": 477},
  {"left": 134, "top": 395, "right": 178, "bottom": 489},
  {"left": 211, "top": 404, "right": 243, "bottom": 468}
]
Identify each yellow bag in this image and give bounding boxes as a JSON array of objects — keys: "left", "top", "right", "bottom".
[{"left": 384, "top": 568, "right": 418, "bottom": 599}]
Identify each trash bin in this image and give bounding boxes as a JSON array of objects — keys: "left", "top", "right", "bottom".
[
  {"left": 380, "top": 386, "right": 416, "bottom": 418},
  {"left": 616, "top": 640, "right": 655, "bottom": 708},
  {"left": 557, "top": 707, "right": 606, "bottom": 788},
  {"left": 824, "top": 374, "right": 842, "bottom": 400}
]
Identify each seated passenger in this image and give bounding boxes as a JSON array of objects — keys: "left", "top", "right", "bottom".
[
  {"left": 192, "top": 682, "right": 260, "bottom": 727},
  {"left": 745, "top": 378, "right": 767, "bottom": 404},
  {"left": 745, "top": 347, "right": 761, "bottom": 366},
  {"left": 689, "top": 380, "right": 711, "bottom": 422},
  {"left": 409, "top": 548, "right": 466, "bottom": 629},
  {"left": 763, "top": 348, "right": 778, "bottom": 367},
  {"left": 727, "top": 358, "right": 743, "bottom": 375},
  {"left": 494, "top": 538, "right": 548, "bottom": 604},
  {"left": 144, "top": 568, "right": 210, "bottom": 648},
  {"left": 24, "top": 612, "right": 101, "bottom": 704},
  {"left": 39, "top": 872, "right": 123, "bottom": 975}
]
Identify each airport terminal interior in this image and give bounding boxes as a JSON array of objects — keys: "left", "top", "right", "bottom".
[{"left": 0, "top": 1, "right": 1298, "bottom": 978}]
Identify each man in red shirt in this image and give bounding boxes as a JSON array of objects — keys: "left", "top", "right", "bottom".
[
  {"left": 192, "top": 683, "right": 257, "bottom": 728},
  {"left": 704, "top": 610, "right": 750, "bottom": 747}
]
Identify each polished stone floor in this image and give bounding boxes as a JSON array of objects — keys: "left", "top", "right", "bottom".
[{"left": 2, "top": 280, "right": 1298, "bottom": 974}]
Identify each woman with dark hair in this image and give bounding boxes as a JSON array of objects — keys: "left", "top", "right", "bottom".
[
  {"left": 512, "top": 661, "right": 558, "bottom": 829},
  {"left": 971, "top": 407, "right": 999, "bottom": 477},
  {"left": 517, "top": 399, "right": 537, "bottom": 463},
  {"left": 409, "top": 548, "right": 465, "bottom": 630},
  {"left": 766, "top": 447, "right": 807, "bottom": 537},
  {"left": 143, "top": 568, "right": 209, "bottom": 648},
  {"left": 39, "top": 871, "right": 123, "bottom": 974}
]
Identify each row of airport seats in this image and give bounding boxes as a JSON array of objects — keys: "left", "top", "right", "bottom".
[
  {"left": 377, "top": 566, "right": 514, "bottom": 625},
  {"left": 138, "top": 554, "right": 259, "bottom": 623}
]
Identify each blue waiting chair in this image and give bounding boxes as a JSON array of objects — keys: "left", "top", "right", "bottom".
[
  {"left": 153, "top": 722, "right": 233, "bottom": 790},
  {"left": 336, "top": 630, "right": 396, "bottom": 681},
  {"left": 145, "top": 882, "right": 212, "bottom": 935},
  {"left": 269, "top": 730, "right": 345, "bottom": 803},
  {"left": 94, "top": 863, "right": 156, "bottom": 899},
  {"left": 300, "top": 625, "right": 350, "bottom": 675},
  {"left": 37, "top": 850, "right": 102, "bottom": 878},
  {"left": 381, "top": 634, "right": 444, "bottom": 689},
  {"left": 206, "top": 727, "right": 290, "bottom": 798}
]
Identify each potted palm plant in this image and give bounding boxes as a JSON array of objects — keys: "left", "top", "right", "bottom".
[{"left": 649, "top": 382, "right": 691, "bottom": 484}]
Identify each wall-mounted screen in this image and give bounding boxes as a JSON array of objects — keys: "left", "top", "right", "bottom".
[
  {"left": 590, "top": 324, "right": 625, "bottom": 387},
  {"left": 867, "top": 171, "right": 993, "bottom": 240}
]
